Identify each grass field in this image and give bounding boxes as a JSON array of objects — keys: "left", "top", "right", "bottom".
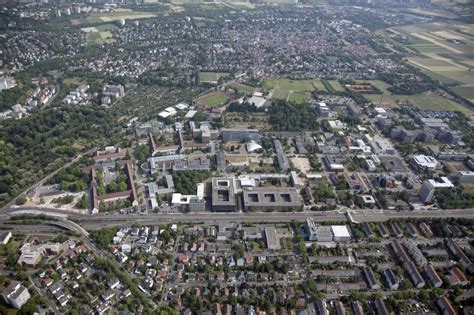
[
  {"left": 327, "top": 80, "right": 345, "bottom": 92},
  {"left": 198, "top": 72, "right": 230, "bottom": 83},
  {"left": 71, "top": 10, "right": 156, "bottom": 25},
  {"left": 450, "top": 86, "right": 474, "bottom": 102},
  {"left": 95, "top": 23, "right": 119, "bottom": 32},
  {"left": 63, "top": 77, "right": 87, "bottom": 85},
  {"left": 264, "top": 78, "right": 317, "bottom": 92},
  {"left": 228, "top": 82, "right": 255, "bottom": 94},
  {"left": 312, "top": 79, "right": 327, "bottom": 91},
  {"left": 288, "top": 92, "right": 306, "bottom": 104},
  {"left": 196, "top": 92, "right": 230, "bottom": 107},
  {"left": 272, "top": 89, "right": 290, "bottom": 100},
  {"left": 85, "top": 31, "right": 114, "bottom": 44}
]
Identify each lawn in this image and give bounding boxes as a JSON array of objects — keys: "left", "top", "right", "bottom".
[
  {"left": 272, "top": 89, "right": 289, "bottom": 100},
  {"left": 198, "top": 72, "right": 230, "bottom": 83},
  {"left": 95, "top": 23, "right": 119, "bottom": 32},
  {"left": 288, "top": 92, "right": 306, "bottom": 104},
  {"left": 85, "top": 31, "right": 113, "bottom": 44},
  {"left": 450, "top": 86, "right": 474, "bottom": 102},
  {"left": 197, "top": 92, "right": 230, "bottom": 107},
  {"left": 228, "top": 82, "right": 255, "bottom": 94},
  {"left": 63, "top": 77, "right": 87, "bottom": 85}
]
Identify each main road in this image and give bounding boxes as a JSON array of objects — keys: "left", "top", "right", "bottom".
[{"left": 2, "top": 206, "right": 473, "bottom": 231}]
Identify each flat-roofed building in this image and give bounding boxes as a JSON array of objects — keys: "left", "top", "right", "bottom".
[
  {"left": 411, "top": 155, "right": 438, "bottom": 171},
  {"left": 420, "top": 177, "right": 454, "bottom": 203},
  {"left": 242, "top": 187, "right": 301, "bottom": 211},
  {"left": 2, "top": 281, "right": 30, "bottom": 309},
  {"left": 274, "top": 139, "right": 289, "bottom": 172},
  {"left": 331, "top": 225, "right": 351, "bottom": 242},
  {"left": 456, "top": 171, "right": 474, "bottom": 184},
  {"left": 0, "top": 231, "right": 12, "bottom": 245},
  {"left": 264, "top": 227, "right": 280, "bottom": 250},
  {"left": 305, "top": 219, "right": 333, "bottom": 242},
  {"left": 221, "top": 128, "right": 262, "bottom": 142},
  {"left": 211, "top": 177, "right": 236, "bottom": 212}
]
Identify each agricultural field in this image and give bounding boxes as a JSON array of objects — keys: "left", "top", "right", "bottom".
[
  {"left": 195, "top": 91, "right": 232, "bottom": 107},
  {"left": 390, "top": 21, "right": 474, "bottom": 86},
  {"left": 325, "top": 80, "right": 345, "bottom": 92},
  {"left": 364, "top": 91, "right": 471, "bottom": 113},
  {"left": 450, "top": 86, "right": 474, "bottom": 102},
  {"left": 198, "top": 72, "right": 230, "bottom": 83}
]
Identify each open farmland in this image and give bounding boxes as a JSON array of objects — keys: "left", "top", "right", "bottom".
[
  {"left": 364, "top": 91, "right": 471, "bottom": 112},
  {"left": 390, "top": 21, "right": 474, "bottom": 86},
  {"left": 450, "top": 86, "right": 474, "bottom": 102}
]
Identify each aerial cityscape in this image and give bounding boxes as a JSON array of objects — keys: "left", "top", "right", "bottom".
[{"left": 0, "top": 0, "right": 473, "bottom": 313}]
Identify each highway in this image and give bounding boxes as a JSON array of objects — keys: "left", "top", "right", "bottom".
[{"left": 2, "top": 207, "right": 473, "bottom": 231}]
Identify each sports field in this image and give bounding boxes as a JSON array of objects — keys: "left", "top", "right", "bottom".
[
  {"left": 195, "top": 91, "right": 231, "bottom": 107},
  {"left": 198, "top": 72, "right": 230, "bottom": 83}
]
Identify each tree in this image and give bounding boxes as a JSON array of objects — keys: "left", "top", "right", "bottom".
[{"left": 16, "top": 196, "right": 27, "bottom": 205}]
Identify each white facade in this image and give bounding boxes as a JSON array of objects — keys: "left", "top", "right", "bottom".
[
  {"left": 412, "top": 155, "right": 438, "bottom": 170},
  {"left": 2, "top": 282, "right": 30, "bottom": 309}
]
